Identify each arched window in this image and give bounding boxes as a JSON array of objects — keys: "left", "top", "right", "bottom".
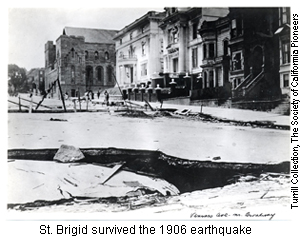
[
  {"left": 95, "top": 51, "right": 99, "bottom": 60},
  {"left": 105, "top": 51, "right": 109, "bottom": 60},
  {"left": 71, "top": 65, "right": 75, "bottom": 83},
  {"left": 71, "top": 48, "right": 75, "bottom": 58},
  {"left": 107, "top": 66, "right": 113, "bottom": 82},
  {"left": 96, "top": 66, "right": 104, "bottom": 82},
  {"left": 85, "top": 51, "right": 89, "bottom": 60}
]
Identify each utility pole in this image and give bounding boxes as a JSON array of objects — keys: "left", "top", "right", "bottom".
[
  {"left": 112, "top": 72, "right": 129, "bottom": 111},
  {"left": 57, "top": 78, "right": 66, "bottom": 112}
]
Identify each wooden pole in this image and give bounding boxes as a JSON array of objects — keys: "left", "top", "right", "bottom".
[
  {"left": 112, "top": 72, "right": 129, "bottom": 111},
  {"left": 18, "top": 95, "right": 21, "bottom": 112},
  {"left": 29, "top": 95, "right": 33, "bottom": 113},
  {"left": 86, "top": 96, "right": 89, "bottom": 111},
  {"left": 73, "top": 99, "right": 77, "bottom": 112},
  {"left": 78, "top": 88, "right": 81, "bottom": 111},
  {"left": 56, "top": 79, "right": 66, "bottom": 112},
  {"left": 8, "top": 100, "right": 29, "bottom": 109},
  {"left": 20, "top": 97, "right": 52, "bottom": 109}
]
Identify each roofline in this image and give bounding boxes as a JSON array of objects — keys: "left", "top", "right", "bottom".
[
  {"left": 63, "top": 26, "right": 119, "bottom": 33},
  {"left": 113, "top": 11, "right": 165, "bottom": 40}
]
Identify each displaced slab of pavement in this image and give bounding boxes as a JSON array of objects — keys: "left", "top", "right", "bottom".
[
  {"left": 7, "top": 159, "right": 179, "bottom": 204},
  {"left": 129, "top": 100, "right": 290, "bottom": 127}
]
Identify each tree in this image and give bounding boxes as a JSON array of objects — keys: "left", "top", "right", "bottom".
[{"left": 8, "top": 64, "right": 28, "bottom": 94}]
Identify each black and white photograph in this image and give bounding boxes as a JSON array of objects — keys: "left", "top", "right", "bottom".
[{"left": 3, "top": 3, "right": 298, "bottom": 236}]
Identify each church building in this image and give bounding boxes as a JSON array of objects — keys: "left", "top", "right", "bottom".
[{"left": 45, "top": 27, "right": 118, "bottom": 98}]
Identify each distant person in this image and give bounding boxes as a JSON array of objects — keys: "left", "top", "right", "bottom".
[
  {"left": 64, "top": 92, "right": 69, "bottom": 100},
  {"left": 104, "top": 90, "right": 110, "bottom": 106},
  {"left": 84, "top": 91, "right": 90, "bottom": 101},
  {"left": 29, "top": 89, "right": 33, "bottom": 98},
  {"left": 88, "top": 91, "right": 93, "bottom": 101},
  {"left": 97, "top": 88, "right": 101, "bottom": 99}
]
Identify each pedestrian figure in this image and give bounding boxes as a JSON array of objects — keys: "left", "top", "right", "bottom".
[
  {"left": 88, "top": 91, "right": 92, "bottom": 101},
  {"left": 64, "top": 92, "right": 69, "bottom": 100},
  {"left": 104, "top": 90, "right": 110, "bottom": 106},
  {"left": 97, "top": 88, "right": 101, "bottom": 99},
  {"left": 84, "top": 91, "right": 89, "bottom": 101}
]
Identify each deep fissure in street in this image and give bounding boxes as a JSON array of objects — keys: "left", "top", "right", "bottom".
[{"left": 8, "top": 147, "right": 289, "bottom": 210}]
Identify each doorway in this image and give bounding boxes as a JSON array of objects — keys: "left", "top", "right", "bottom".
[
  {"left": 252, "top": 46, "right": 264, "bottom": 77},
  {"left": 86, "top": 66, "right": 93, "bottom": 90}
]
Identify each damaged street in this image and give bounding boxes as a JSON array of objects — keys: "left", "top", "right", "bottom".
[{"left": 7, "top": 96, "right": 291, "bottom": 219}]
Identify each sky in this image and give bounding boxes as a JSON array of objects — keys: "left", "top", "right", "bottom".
[
  {"left": 7, "top": 7, "right": 164, "bottom": 71},
  {"left": 6, "top": 1, "right": 298, "bottom": 71}
]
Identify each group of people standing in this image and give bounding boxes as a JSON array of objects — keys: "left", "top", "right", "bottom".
[{"left": 64, "top": 88, "right": 110, "bottom": 106}]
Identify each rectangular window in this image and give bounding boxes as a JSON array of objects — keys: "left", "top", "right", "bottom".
[
  {"left": 192, "top": 23, "right": 198, "bottom": 39},
  {"left": 203, "top": 44, "right": 207, "bottom": 59},
  {"left": 231, "top": 18, "right": 243, "bottom": 38},
  {"left": 232, "top": 52, "right": 243, "bottom": 70},
  {"left": 141, "top": 63, "right": 147, "bottom": 76},
  {"left": 283, "top": 74, "right": 289, "bottom": 87},
  {"left": 142, "top": 43, "right": 146, "bottom": 55},
  {"left": 223, "top": 41, "right": 229, "bottom": 56},
  {"left": 282, "top": 41, "right": 290, "bottom": 64},
  {"left": 208, "top": 43, "right": 215, "bottom": 58},
  {"left": 173, "top": 58, "right": 178, "bottom": 73},
  {"left": 169, "top": 27, "right": 179, "bottom": 44},
  {"left": 209, "top": 71, "right": 214, "bottom": 88},
  {"left": 168, "top": 29, "right": 173, "bottom": 44},
  {"left": 280, "top": 7, "right": 290, "bottom": 25},
  {"left": 192, "top": 48, "right": 198, "bottom": 68}
]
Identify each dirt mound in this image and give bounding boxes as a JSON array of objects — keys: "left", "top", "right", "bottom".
[
  {"left": 119, "top": 110, "right": 153, "bottom": 119},
  {"left": 152, "top": 111, "right": 174, "bottom": 117}
]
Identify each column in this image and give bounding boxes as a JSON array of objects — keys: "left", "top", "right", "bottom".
[
  {"left": 213, "top": 68, "right": 217, "bottom": 88},
  {"left": 178, "top": 24, "right": 186, "bottom": 73}
]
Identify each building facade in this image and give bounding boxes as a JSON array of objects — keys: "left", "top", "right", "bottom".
[
  {"left": 197, "top": 16, "right": 231, "bottom": 100},
  {"left": 275, "top": 7, "right": 291, "bottom": 96},
  {"left": 197, "top": 7, "right": 283, "bottom": 103},
  {"left": 113, "top": 11, "right": 166, "bottom": 90},
  {"left": 45, "top": 27, "right": 118, "bottom": 98},
  {"left": 159, "top": 7, "right": 229, "bottom": 96},
  {"left": 26, "top": 68, "right": 45, "bottom": 95}
]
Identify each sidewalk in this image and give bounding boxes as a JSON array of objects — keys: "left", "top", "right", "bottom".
[
  {"left": 8, "top": 94, "right": 290, "bottom": 127},
  {"left": 137, "top": 101, "right": 290, "bottom": 127}
]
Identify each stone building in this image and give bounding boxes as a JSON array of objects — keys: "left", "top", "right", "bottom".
[
  {"left": 26, "top": 68, "right": 45, "bottom": 95},
  {"left": 45, "top": 27, "right": 118, "bottom": 98},
  {"left": 113, "top": 11, "right": 166, "bottom": 90}
]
